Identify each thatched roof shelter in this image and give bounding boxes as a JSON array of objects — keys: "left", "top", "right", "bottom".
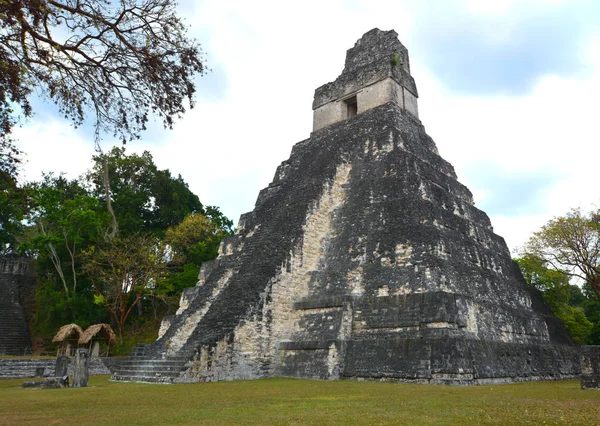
[
  {"left": 52, "top": 323, "right": 83, "bottom": 343},
  {"left": 79, "top": 324, "right": 117, "bottom": 346}
]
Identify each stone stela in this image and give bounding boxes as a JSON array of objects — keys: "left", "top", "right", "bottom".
[{"left": 111, "top": 29, "right": 580, "bottom": 385}]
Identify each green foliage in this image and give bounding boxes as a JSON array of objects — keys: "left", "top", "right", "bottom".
[
  {"left": 515, "top": 254, "right": 593, "bottom": 344},
  {"left": 524, "top": 207, "right": 600, "bottom": 301},
  {"left": 0, "top": 171, "right": 28, "bottom": 253},
  {"left": 162, "top": 212, "right": 233, "bottom": 293},
  {"left": 165, "top": 263, "right": 201, "bottom": 294},
  {"left": 165, "top": 212, "right": 233, "bottom": 265},
  {"left": 580, "top": 290, "right": 600, "bottom": 344},
  {"left": 204, "top": 205, "right": 235, "bottom": 235},
  {"left": 20, "top": 173, "right": 108, "bottom": 298},
  {"left": 110, "top": 318, "right": 164, "bottom": 357},
  {"left": 554, "top": 305, "right": 593, "bottom": 344},
  {"left": 589, "top": 322, "right": 600, "bottom": 344},
  {"left": 93, "top": 294, "right": 105, "bottom": 306},
  {"left": 32, "top": 279, "right": 107, "bottom": 339},
  {"left": 5, "top": 148, "right": 233, "bottom": 349},
  {"left": 83, "top": 233, "right": 167, "bottom": 344},
  {"left": 87, "top": 147, "right": 203, "bottom": 237},
  {"left": 390, "top": 54, "right": 400, "bottom": 67}
]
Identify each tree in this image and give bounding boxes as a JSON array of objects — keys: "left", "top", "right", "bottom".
[
  {"left": 83, "top": 233, "right": 166, "bottom": 344},
  {"left": 0, "top": 137, "right": 23, "bottom": 182},
  {"left": 0, "top": 135, "right": 26, "bottom": 252},
  {"left": 86, "top": 147, "right": 203, "bottom": 236},
  {"left": 1, "top": 0, "right": 205, "bottom": 152},
  {"left": 0, "top": 170, "right": 28, "bottom": 253},
  {"left": 165, "top": 212, "right": 232, "bottom": 265},
  {"left": 19, "top": 174, "right": 109, "bottom": 338},
  {"left": 22, "top": 173, "right": 108, "bottom": 299},
  {"left": 160, "top": 211, "right": 232, "bottom": 295},
  {"left": 524, "top": 207, "right": 600, "bottom": 301},
  {"left": 515, "top": 254, "right": 593, "bottom": 344}
]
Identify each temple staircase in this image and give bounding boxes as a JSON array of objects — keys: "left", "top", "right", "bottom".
[{"left": 110, "top": 344, "right": 194, "bottom": 383}]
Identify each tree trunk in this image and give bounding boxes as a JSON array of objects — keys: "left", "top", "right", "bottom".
[{"left": 102, "top": 155, "right": 118, "bottom": 239}]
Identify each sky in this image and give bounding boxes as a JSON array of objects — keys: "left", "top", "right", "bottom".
[{"left": 14, "top": 0, "right": 600, "bottom": 255}]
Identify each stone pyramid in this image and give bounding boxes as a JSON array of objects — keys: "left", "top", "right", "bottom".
[{"left": 112, "top": 29, "right": 579, "bottom": 384}]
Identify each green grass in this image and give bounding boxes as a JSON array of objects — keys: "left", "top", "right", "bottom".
[{"left": 0, "top": 376, "right": 598, "bottom": 425}]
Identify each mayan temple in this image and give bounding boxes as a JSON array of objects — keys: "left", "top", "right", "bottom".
[{"left": 111, "top": 29, "right": 579, "bottom": 384}]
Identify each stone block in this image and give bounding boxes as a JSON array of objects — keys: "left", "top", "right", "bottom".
[
  {"left": 55, "top": 355, "right": 69, "bottom": 377},
  {"left": 581, "top": 345, "right": 600, "bottom": 390}
]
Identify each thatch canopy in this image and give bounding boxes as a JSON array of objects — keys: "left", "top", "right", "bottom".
[
  {"left": 52, "top": 323, "right": 84, "bottom": 343},
  {"left": 79, "top": 324, "right": 117, "bottom": 346}
]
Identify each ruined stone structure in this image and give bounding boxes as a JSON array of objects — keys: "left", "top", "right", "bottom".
[
  {"left": 580, "top": 346, "right": 600, "bottom": 389},
  {"left": 0, "top": 256, "right": 35, "bottom": 355},
  {"left": 111, "top": 29, "right": 579, "bottom": 384}
]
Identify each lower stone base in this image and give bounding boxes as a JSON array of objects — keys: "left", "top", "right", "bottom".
[
  {"left": 581, "top": 345, "right": 600, "bottom": 390},
  {"left": 276, "top": 338, "right": 580, "bottom": 385}
]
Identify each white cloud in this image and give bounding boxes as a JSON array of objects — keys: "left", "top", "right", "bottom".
[
  {"left": 15, "top": 1, "right": 600, "bottom": 255},
  {"left": 15, "top": 120, "right": 95, "bottom": 183}
]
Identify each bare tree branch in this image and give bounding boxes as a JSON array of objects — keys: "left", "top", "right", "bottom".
[{"left": 1, "top": 0, "right": 205, "bottom": 157}]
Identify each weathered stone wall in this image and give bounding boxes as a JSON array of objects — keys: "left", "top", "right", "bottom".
[
  {"left": 0, "top": 256, "right": 35, "bottom": 356},
  {"left": 0, "top": 357, "right": 120, "bottom": 378},
  {"left": 313, "top": 29, "right": 419, "bottom": 131}
]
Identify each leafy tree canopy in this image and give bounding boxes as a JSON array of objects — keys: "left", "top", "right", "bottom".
[
  {"left": 0, "top": 168, "right": 28, "bottom": 253},
  {"left": 20, "top": 173, "right": 108, "bottom": 297},
  {"left": 17, "top": 151, "right": 235, "bottom": 347},
  {"left": 83, "top": 233, "right": 167, "bottom": 344},
  {"left": 524, "top": 207, "right": 600, "bottom": 301},
  {"left": 87, "top": 146, "right": 204, "bottom": 236},
  {"left": 165, "top": 212, "right": 232, "bottom": 264},
  {"left": 515, "top": 254, "right": 593, "bottom": 344},
  {"left": 162, "top": 211, "right": 233, "bottom": 292}
]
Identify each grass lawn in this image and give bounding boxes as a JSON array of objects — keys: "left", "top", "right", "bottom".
[{"left": 0, "top": 376, "right": 598, "bottom": 425}]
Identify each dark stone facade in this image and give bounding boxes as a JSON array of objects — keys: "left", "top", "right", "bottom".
[
  {"left": 0, "top": 256, "right": 35, "bottom": 355},
  {"left": 0, "top": 357, "right": 117, "bottom": 378},
  {"left": 111, "top": 29, "right": 579, "bottom": 385}
]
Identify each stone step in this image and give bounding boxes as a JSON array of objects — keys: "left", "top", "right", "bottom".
[
  {"left": 113, "top": 365, "right": 188, "bottom": 374},
  {"left": 113, "top": 368, "right": 184, "bottom": 378},
  {"left": 116, "top": 360, "right": 188, "bottom": 368},
  {"left": 110, "top": 374, "right": 178, "bottom": 384},
  {"left": 120, "top": 354, "right": 192, "bottom": 362}
]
